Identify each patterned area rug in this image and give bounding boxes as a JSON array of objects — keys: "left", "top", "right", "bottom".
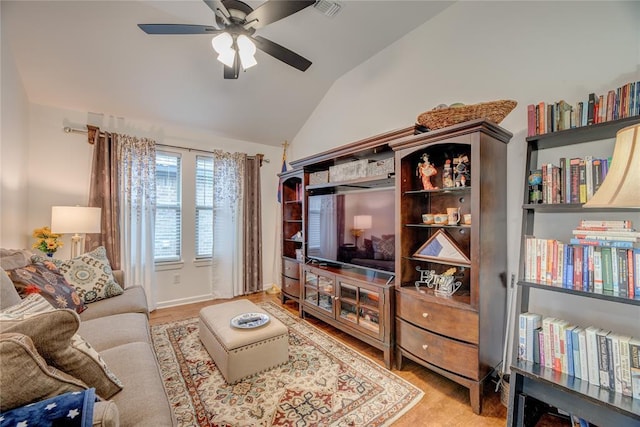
[{"left": 151, "top": 301, "right": 423, "bottom": 426}]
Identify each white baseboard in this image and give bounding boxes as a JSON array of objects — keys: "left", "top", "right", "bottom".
[{"left": 155, "top": 294, "right": 214, "bottom": 309}]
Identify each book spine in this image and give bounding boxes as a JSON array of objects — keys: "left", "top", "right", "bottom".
[
  {"left": 610, "top": 334, "right": 621, "bottom": 393},
  {"left": 585, "top": 327, "right": 600, "bottom": 386},
  {"left": 597, "top": 331, "right": 611, "bottom": 389},
  {"left": 587, "top": 93, "right": 596, "bottom": 125},
  {"left": 584, "top": 155, "right": 593, "bottom": 201},
  {"left": 571, "top": 327, "right": 581, "bottom": 379},
  {"left": 573, "top": 245, "right": 583, "bottom": 290},
  {"left": 527, "top": 104, "right": 536, "bottom": 136},
  {"left": 543, "top": 317, "right": 554, "bottom": 369},
  {"left": 629, "top": 338, "right": 640, "bottom": 399},
  {"left": 618, "top": 248, "right": 629, "bottom": 297},
  {"left": 611, "top": 249, "right": 620, "bottom": 293},
  {"left": 566, "top": 326, "right": 575, "bottom": 377},
  {"left": 593, "top": 247, "right": 603, "bottom": 293},
  {"left": 606, "top": 90, "right": 615, "bottom": 121},
  {"left": 620, "top": 336, "right": 633, "bottom": 397},
  {"left": 570, "top": 158, "right": 581, "bottom": 204},
  {"left": 578, "top": 159, "right": 587, "bottom": 203},
  {"left": 602, "top": 247, "right": 613, "bottom": 292},
  {"left": 627, "top": 249, "right": 635, "bottom": 299},
  {"left": 538, "top": 101, "right": 546, "bottom": 135},
  {"left": 538, "top": 329, "right": 545, "bottom": 367},
  {"left": 578, "top": 329, "right": 589, "bottom": 381},
  {"left": 579, "top": 220, "right": 632, "bottom": 229},
  {"left": 569, "top": 238, "right": 634, "bottom": 248},
  {"left": 634, "top": 248, "right": 640, "bottom": 296},
  {"left": 533, "top": 327, "right": 541, "bottom": 365}
]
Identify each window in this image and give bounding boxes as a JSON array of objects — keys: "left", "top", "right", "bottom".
[
  {"left": 307, "top": 196, "right": 320, "bottom": 250},
  {"left": 195, "top": 156, "right": 214, "bottom": 258},
  {"left": 155, "top": 151, "right": 182, "bottom": 262}
]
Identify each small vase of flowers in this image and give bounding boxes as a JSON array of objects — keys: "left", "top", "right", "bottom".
[{"left": 32, "top": 226, "right": 63, "bottom": 257}]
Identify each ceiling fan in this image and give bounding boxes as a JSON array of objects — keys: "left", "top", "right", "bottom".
[{"left": 138, "top": 0, "right": 315, "bottom": 79}]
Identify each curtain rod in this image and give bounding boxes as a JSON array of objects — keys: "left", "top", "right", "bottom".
[{"left": 63, "top": 126, "right": 269, "bottom": 162}]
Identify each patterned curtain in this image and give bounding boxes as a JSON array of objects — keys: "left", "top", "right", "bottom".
[
  {"left": 85, "top": 126, "right": 121, "bottom": 270},
  {"left": 244, "top": 155, "right": 263, "bottom": 293},
  {"left": 117, "top": 134, "right": 157, "bottom": 310},
  {"left": 210, "top": 150, "right": 246, "bottom": 299}
]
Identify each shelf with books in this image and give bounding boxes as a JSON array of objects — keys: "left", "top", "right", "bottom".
[{"left": 508, "top": 114, "right": 640, "bottom": 427}]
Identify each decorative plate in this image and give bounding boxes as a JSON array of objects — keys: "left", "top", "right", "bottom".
[{"left": 230, "top": 312, "right": 270, "bottom": 329}]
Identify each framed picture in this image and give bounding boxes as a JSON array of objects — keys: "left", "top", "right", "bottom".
[{"left": 413, "top": 229, "right": 470, "bottom": 265}]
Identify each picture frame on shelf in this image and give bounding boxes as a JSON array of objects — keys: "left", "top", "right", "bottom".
[{"left": 413, "top": 229, "right": 471, "bottom": 265}]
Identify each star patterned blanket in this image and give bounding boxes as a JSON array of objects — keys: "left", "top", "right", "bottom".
[{"left": 0, "top": 388, "right": 96, "bottom": 427}]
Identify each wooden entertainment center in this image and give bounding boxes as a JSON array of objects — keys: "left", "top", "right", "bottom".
[{"left": 279, "top": 120, "right": 512, "bottom": 413}]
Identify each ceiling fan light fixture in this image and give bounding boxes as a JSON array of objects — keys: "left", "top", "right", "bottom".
[
  {"left": 237, "top": 35, "right": 257, "bottom": 70},
  {"left": 211, "top": 32, "right": 233, "bottom": 54}
]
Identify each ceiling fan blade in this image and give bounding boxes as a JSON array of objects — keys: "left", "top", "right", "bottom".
[
  {"left": 252, "top": 35, "right": 312, "bottom": 72},
  {"left": 138, "top": 24, "right": 220, "bottom": 35},
  {"left": 245, "top": 0, "right": 315, "bottom": 30},
  {"left": 223, "top": 52, "right": 240, "bottom": 79},
  {"left": 202, "top": 0, "right": 230, "bottom": 27}
]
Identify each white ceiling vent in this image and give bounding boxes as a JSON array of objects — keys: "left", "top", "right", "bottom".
[{"left": 313, "top": 0, "right": 342, "bottom": 18}]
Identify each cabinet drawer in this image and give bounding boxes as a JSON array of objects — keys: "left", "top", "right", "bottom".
[
  {"left": 396, "top": 293, "right": 478, "bottom": 344},
  {"left": 282, "top": 259, "right": 300, "bottom": 279},
  {"left": 396, "top": 319, "right": 479, "bottom": 380},
  {"left": 282, "top": 275, "right": 300, "bottom": 297}
]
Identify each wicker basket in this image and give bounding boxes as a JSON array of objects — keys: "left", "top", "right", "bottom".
[{"left": 417, "top": 100, "right": 517, "bottom": 130}]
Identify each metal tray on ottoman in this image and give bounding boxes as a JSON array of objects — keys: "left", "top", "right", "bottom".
[{"left": 198, "top": 300, "right": 289, "bottom": 384}]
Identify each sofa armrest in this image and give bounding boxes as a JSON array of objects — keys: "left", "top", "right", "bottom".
[
  {"left": 93, "top": 400, "right": 120, "bottom": 427},
  {"left": 79, "top": 286, "right": 149, "bottom": 321}
]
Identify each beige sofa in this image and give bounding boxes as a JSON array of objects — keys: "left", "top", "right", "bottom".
[{"left": 0, "top": 253, "right": 175, "bottom": 426}]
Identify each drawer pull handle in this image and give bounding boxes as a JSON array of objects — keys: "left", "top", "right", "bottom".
[
  {"left": 422, "top": 313, "right": 429, "bottom": 318},
  {"left": 422, "top": 344, "right": 429, "bottom": 350}
]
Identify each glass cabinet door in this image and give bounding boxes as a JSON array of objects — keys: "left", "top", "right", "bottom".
[
  {"left": 338, "top": 281, "right": 382, "bottom": 337},
  {"left": 304, "top": 269, "right": 334, "bottom": 314},
  {"left": 358, "top": 288, "right": 381, "bottom": 334}
]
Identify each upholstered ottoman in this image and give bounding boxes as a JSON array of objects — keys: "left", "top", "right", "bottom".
[{"left": 198, "top": 299, "right": 289, "bottom": 383}]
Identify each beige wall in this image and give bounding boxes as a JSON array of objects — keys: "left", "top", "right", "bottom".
[{"left": 1, "top": 4, "right": 30, "bottom": 249}]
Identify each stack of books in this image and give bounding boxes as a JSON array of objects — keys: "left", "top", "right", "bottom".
[{"left": 518, "top": 312, "right": 640, "bottom": 401}]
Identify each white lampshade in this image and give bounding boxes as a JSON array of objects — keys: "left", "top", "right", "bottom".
[
  {"left": 584, "top": 123, "right": 640, "bottom": 208},
  {"left": 51, "top": 206, "right": 102, "bottom": 234},
  {"left": 353, "top": 215, "right": 372, "bottom": 230},
  {"left": 237, "top": 35, "right": 257, "bottom": 70}
]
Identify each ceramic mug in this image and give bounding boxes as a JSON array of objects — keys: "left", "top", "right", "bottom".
[
  {"left": 422, "top": 213, "right": 435, "bottom": 224},
  {"left": 434, "top": 213, "right": 448, "bottom": 224},
  {"left": 463, "top": 213, "right": 472, "bottom": 225},
  {"left": 446, "top": 207, "right": 460, "bottom": 225}
]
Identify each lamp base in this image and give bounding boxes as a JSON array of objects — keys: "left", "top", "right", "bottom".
[{"left": 70, "top": 234, "right": 84, "bottom": 259}]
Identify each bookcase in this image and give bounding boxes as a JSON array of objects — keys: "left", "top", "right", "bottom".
[
  {"left": 279, "top": 168, "right": 307, "bottom": 304},
  {"left": 389, "top": 119, "right": 512, "bottom": 414},
  {"left": 507, "top": 116, "right": 640, "bottom": 426}
]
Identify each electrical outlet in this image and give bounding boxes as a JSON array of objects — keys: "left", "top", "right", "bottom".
[{"left": 173, "top": 273, "right": 180, "bottom": 285}]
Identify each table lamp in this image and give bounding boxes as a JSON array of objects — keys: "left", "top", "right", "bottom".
[
  {"left": 51, "top": 206, "right": 102, "bottom": 258},
  {"left": 351, "top": 215, "right": 372, "bottom": 248}
]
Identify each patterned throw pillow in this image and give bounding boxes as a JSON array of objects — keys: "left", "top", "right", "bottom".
[
  {"left": 7, "top": 262, "right": 86, "bottom": 313},
  {"left": 33, "top": 247, "right": 123, "bottom": 304},
  {"left": 371, "top": 234, "right": 395, "bottom": 261},
  {"left": 0, "top": 309, "right": 123, "bottom": 399}
]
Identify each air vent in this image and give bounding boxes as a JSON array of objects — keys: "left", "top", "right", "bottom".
[{"left": 313, "top": 0, "right": 342, "bottom": 17}]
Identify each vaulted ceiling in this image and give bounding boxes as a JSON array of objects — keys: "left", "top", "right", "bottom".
[{"left": 3, "top": 1, "right": 452, "bottom": 146}]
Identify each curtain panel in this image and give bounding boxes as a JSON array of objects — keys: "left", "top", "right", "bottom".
[
  {"left": 243, "top": 155, "right": 263, "bottom": 294},
  {"left": 85, "top": 125, "right": 121, "bottom": 270}
]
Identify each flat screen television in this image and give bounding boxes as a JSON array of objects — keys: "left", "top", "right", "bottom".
[{"left": 306, "top": 188, "right": 395, "bottom": 273}]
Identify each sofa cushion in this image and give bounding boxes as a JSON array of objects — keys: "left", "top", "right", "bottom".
[
  {"left": 33, "top": 246, "right": 124, "bottom": 304},
  {"left": 79, "top": 312, "right": 152, "bottom": 352},
  {"left": 0, "top": 309, "right": 123, "bottom": 399},
  {"left": 79, "top": 286, "right": 148, "bottom": 321},
  {"left": 102, "top": 342, "right": 175, "bottom": 427},
  {"left": 0, "top": 267, "right": 21, "bottom": 309},
  {"left": 7, "top": 261, "right": 86, "bottom": 313},
  {"left": 0, "top": 332, "right": 88, "bottom": 411}
]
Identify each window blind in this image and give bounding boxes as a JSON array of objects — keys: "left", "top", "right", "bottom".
[
  {"left": 195, "top": 156, "right": 214, "bottom": 258},
  {"left": 155, "top": 151, "right": 182, "bottom": 261}
]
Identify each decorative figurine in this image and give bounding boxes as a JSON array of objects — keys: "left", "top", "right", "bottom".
[
  {"left": 417, "top": 153, "right": 438, "bottom": 190},
  {"left": 442, "top": 158, "right": 454, "bottom": 188},
  {"left": 453, "top": 154, "right": 470, "bottom": 187},
  {"left": 415, "top": 266, "right": 463, "bottom": 298}
]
